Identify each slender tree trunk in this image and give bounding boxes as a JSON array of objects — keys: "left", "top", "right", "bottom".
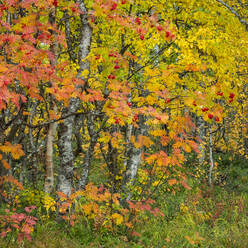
[
  {"left": 78, "top": 114, "right": 101, "bottom": 189},
  {"left": 28, "top": 102, "right": 38, "bottom": 187},
  {"left": 198, "top": 116, "right": 206, "bottom": 164},
  {"left": 124, "top": 147, "right": 142, "bottom": 200},
  {"left": 57, "top": 0, "right": 92, "bottom": 196},
  {"left": 44, "top": 8, "right": 58, "bottom": 194},
  {"left": 44, "top": 120, "right": 57, "bottom": 193},
  {"left": 122, "top": 116, "right": 145, "bottom": 200},
  {"left": 57, "top": 103, "right": 78, "bottom": 196},
  {"left": 121, "top": 60, "right": 146, "bottom": 200},
  {"left": 208, "top": 126, "right": 214, "bottom": 186},
  {"left": 78, "top": 137, "right": 97, "bottom": 189}
]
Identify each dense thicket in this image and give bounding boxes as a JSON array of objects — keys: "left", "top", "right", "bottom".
[{"left": 0, "top": 0, "right": 247, "bottom": 245}]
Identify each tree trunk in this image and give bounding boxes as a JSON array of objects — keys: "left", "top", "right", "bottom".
[
  {"left": 44, "top": 120, "right": 57, "bottom": 193},
  {"left": 122, "top": 116, "right": 145, "bottom": 201},
  {"left": 78, "top": 137, "right": 97, "bottom": 189},
  {"left": 198, "top": 116, "right": 206, "bottom": 164},
  {"left": 208, "top": 126, "right": 214, "bottom": 186},
  {"left": 78, "top": 114, "right": 99, "bottom": 189},
  {"left": 57, "top": 102, "right": 78, "bottom": 196},
  {"left": 57, "top": 0, "right": 92, "bottom": 196}
]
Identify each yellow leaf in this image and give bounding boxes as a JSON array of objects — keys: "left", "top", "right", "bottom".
[
  {"left": 152, "top": 181, "right": 159, "bottom": 186},
  {"left": 150, "top": 129, "right": 166, "bottom": 137},
  {"left": 112, "top": 213, "right": 123, "bottom": 225},
  {"left": 82, "top": 203, "right": 92, "bottom": 215},
  {"left": 81, "top": 69, "right": 89, "bottom": 78},
  {"left": 111, "top": 137, "right": 119, "bottom": 148},
  {"left": 0, "top": 65, "right": 8, "bottom": 73},
  {"left": 99, "top": 134, "right": 111, "bottom": 143},
  {"left": 169, "top": 131, "right": 176, "bottom": 139},
  {"left": 184, "top": 144, "right": 191, "bottom": 153}
]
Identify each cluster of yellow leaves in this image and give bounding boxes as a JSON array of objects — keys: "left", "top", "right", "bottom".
[
  {"left": 57, "top": 183, "right": 126, "bottom": 229},
  {"left": 42, "top": 194, "right": 56, "bottom": 214}
]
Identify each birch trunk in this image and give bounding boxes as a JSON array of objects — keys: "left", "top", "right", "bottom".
[
  {"left": 78, "top": 114, "right": 98, "bottom": 189},
  {"left": 198, "top": 116, "right": 206, "bottom": 164},
  {"left": 44, "top": 8, "right": 58, "bottom": 194},
  {"left": 208, "top": 126, "right": 214, "bottom": 186},
  {"left": 57, "top": 104, "right": 78, "bottom": 196},
  {"left": 78, "top": 137, "right": 97, "bottom": 189},
  {"left": 123, "top": 116, "right": 145, "bottom": 200},
  {"left": 44, "top": 120, "right": 57, "bottom": 193},
  {"left": 57, "top": 0, "right": 92, "bottom": 196}
]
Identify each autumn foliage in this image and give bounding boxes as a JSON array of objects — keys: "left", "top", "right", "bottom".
[{"left": 0, "top": 0, "right": 247, "bottom": 245}]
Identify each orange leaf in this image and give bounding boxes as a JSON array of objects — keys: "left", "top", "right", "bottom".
[
  {"left": 168, "top": 179, "right": 177, "bottom": 186},
  {"left": 131, "top": 231, "right": 141, "bottom": 237},
  {"left": 2, "top": 159, "right": 10, "bottom": 170},
  {"left": 180, "top": 180, "right": 191, "bottom": 190},
  {"left": 185, "top": 235, "right": 195, "bottom": 245}
]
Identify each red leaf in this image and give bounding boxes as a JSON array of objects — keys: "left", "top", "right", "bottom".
[
  {"left": 214, "top": 116, "right": 220, "bottom": 122},
  {"left": 110, "top": 3, "right": 117, "bottom": 11},
  {"left": 208, "top": 114, "right": 213, "bottom": 119},
  {"left": 201, "top": 107, "right": 209, "bottom": 112},
  {"left": 53, "top": 0, "right": 58, "bottom": 7},
  {"left": 131, "top": 231, "right": 141, "bottom": 237},
  {"left": 135, "top": 17, "right": 141, "bottom": 25},
  {"left": 156, "top": 26, "right": 163, "bottom": 31}
]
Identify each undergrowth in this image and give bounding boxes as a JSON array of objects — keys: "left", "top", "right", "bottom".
[
  {"left": 1, "top": 184, "right": 248, "bottom": 248},
  {"left": 1, "top": 155, "right": 248, "bottom": 247}
]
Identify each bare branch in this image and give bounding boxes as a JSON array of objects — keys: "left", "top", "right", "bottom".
[{"left": 216, "top": 0, "right": 248, "bottom": 31}]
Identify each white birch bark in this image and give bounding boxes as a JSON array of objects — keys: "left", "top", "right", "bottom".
[
  {"left": 57, "top": 104, "right": 77, "bottom": 196},
  {"left": 123, "top": 116, "right": 145, "bottom": 200},
  {"left": 208, "top": 126, "right": 214, "bottom": 186},
  {"left": 57, "top": 0, "right": 92, "bottom": 196},
  {"left": 198, "top": 116, "right": 206, "bottom": 164},
  {"left": 44, "top": 119, "right": 57, "bottom": 193}
]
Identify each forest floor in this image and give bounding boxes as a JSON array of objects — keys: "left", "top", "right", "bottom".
[
  {"left": 1, "top": 156, "right": 248, "bottom": 248},
  {"left": 1, "top": 185, "right": 248, "bottom": 248}
]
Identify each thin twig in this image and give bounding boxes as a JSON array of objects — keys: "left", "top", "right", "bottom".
[{"left": 216, "top": 0, "right": 248, "bottom": 31}]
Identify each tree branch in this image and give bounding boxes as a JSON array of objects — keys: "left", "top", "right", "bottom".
[
  {"left": 216, "top": 0, "right": 248, "bottom": 31},
  {"left": 21, "top": 111, "right": 103, "bottom": 128}
]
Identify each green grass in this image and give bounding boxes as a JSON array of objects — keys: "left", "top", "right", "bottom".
[
  {"left": 1, "top": 155, "right": 248, "bottom": 247},
  {"left": 1, "top": 185, "right": 248, "bottom": 248}
]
